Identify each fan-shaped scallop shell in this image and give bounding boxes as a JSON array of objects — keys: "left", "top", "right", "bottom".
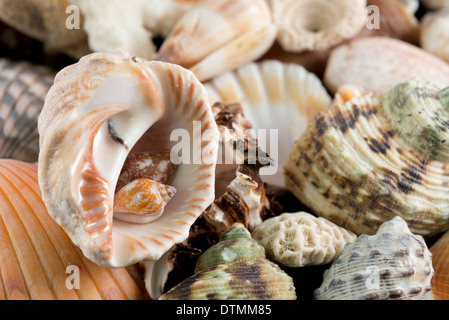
[
  {"left": 268, "top": 0, "right": 367, "bottom": 53},
  {"left": 251, "top": 212, "right": 356, "bottom": 268},
  {"left": 159, "top": 223, "right": 296, "bottom": 300},
  {"left": 421, "top": 9, "right": 449, "bottom": 64},
  {"left": 205, "top": 60, "right": 331, "bottom": 187},
  {"left": 37, "top": 51, "right": 219, "bottom": 268},
  {"left": 0, "top": 159, "right": 147, "bottom": 300},
  {"left": 430, "top": 229, "right": 449, "bottom": 300},
  {"left": 0, "top": 59, "right": 55, "bottom": 162},
  {"left": 324, "top": 37, "right": 449, "bottom": 94},
  {"left": 157, "top": 0, "right": 277, "bottom": 82},
  {"left": 314, "top": 216, "right": 433, "bottom": 300},
  {"left": 285, "top": 78, "right": 449, "bottom": 237}
]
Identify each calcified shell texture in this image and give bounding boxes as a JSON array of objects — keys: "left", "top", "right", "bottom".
[
  {"left": 0, "top": 159, "right": 147, "bottom": 300},
  {"left": 314, "top": 217, "right": 433, "bottom": 300},
  {"left": 251, "top": 212, "right": 356, "bottom": 267},
  {"left": 0, "top": 59, "right": 55, "bottom": 162},
  {"left": 159, "top": 223, "right": 296, "bottom": 300},
  {"left": 285, "top": 78, "right": 449, "bottom": 237},
  {"left": 430, "top": 229, "right": 449, "bottom": 300}
]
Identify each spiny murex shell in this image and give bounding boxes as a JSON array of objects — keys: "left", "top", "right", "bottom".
[
  {"left": 0, "top": 58, "right": 55, "bottom": 162},
  {"left": 285, "top": 78, "right": 449, "bottom": 237},
  {"left": 251, "top": 212, "right": 356, "bottom": 268},
  {"left": 159, "top": 223, "right": 296, "bottom": 300},
  {"left": 37, "top": 51, "right": 219, "bottom": 268},
  {"left": 314, "top": 216, "right": 433, "bottom": 300}
]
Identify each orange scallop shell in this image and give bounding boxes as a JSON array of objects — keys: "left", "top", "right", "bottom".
[
  {"left": 430, "top": 231, "right": 449, "bottom": 300},
  {"left": 0, "top": 159, "right": 147, "bottom": 300}
]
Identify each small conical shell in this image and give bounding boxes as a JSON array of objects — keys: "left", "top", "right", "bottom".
[
  {"left": 430, "top": 230, "right": 449, "bottom": 300},
  {"left": 0, "top": 59, "right": 55, "bottom": 162},
  {"left": 251, "top": 212, "right": 357, "bottom": 268},
  {"left": 159, "top": 223, "right": 296, "bottom": 300},
  {"left": 0, "top": 159, "right": 147, "bottom": 300},
  {"left": 421, "top": 9, "right": 449, "bottom": 64},
  {"left": 324, "top": 37, "right": 449, "bottom": 94},
  {"left": 314, "top": 217, "right": 434, "bottom": 300}
]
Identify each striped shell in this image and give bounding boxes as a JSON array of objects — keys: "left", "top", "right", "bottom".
[
  {"left": 157, "top": 0, "right": 277, "bottom": 82},
  {"left": 268, "top": 0, "right": 367, "bottom": 53},
  {"left": 205, "top": 60, "right": 331, "bottom": 187},
  {"left": 430, "top": 230, "right": 449, "bottom": 300},
  {"left": 314, "top": 216, "right": 434, "bottom": 300},
  {"left": 251, "top": 212, "right": 357, "bottom": 268},
  {"left": 159, "top": 223, "right": 296, "bottom": 300},
  {"left": 0, "top": 159, "right": 147, "bottom": 300},
  {"left": 37, "top": 51, "right": 219, "bottom": 268},
  {"left": 324, "top": 37, "right": 449, "bottom": 94},
  {"left": 285, "top": 78, "right": 449, "bottom": 237},
  {"left": 0, "top": 59, "right": 55, "bottom": 162}
]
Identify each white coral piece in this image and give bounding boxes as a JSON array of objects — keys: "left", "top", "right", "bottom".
[{"left": 251, "top": 212, "right": 356, "bottom": 267}]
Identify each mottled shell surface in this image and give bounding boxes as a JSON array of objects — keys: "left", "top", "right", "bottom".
[
  {"left": 269, "top": 0, "right": 367, "bottom": 53},
  {"left": 314, "top": 217, "right": 434, "bottom": 300},
  {"left": 159, "top": 223, "right": 296, "bottom": 300},
  {"left": 37, "top": 51, "right": 219, "bottom": 268},
  {"left": 157, "top": 0, "right": 277, "bottom": 82},
  {"left": 285, "top": 78, "right": 449, "bottom": 237},
  {"left": 324, "top": 37, "right": 449, "bottom": 94},
  {"left": 0, "top": 159, "right": 147, "bottom": 300},
  {"left": 0, "top": 59, "right": 55, "bottom": 162},
  {"left": 421, "top": 10, "right": 449, "bottom": 64},
  {"left": 205, "top": 60, "right": 331, "bottom": 187},
  {"left": 251, "top": 212, "right": 356, "bottom": 268},
  {"left": 430, "top": 230, "right": 449, "bottom": 300}
]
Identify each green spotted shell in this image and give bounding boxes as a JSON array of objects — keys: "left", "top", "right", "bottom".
[
  {"left": 284, "top": 78, "right": 449, "bottom": 237},
  {"left": 159, "top": 223, "right": 296, "bottom": 300}
]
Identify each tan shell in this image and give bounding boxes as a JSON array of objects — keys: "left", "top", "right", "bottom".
[
  {"left": 269, "top": 0, "right": 367, "bottom": 53},
  {"left": 285, "top": 78, "right": 449, "bottom": 237},
  {"left": 421, "top": 9, "right": 449, "bottom": 64},
  {"left": 314, "top": 217, "right": 434, "bottom": 300},
  {"left": 421, "top": 0, "right": 449, "bottom": 10},
  {"left": 251, "top": 212, "right": 357, "bottom": 268},
  {"left": 37, "top": 51, "right": 219, "bottom": 268},
  {"left": 397, "top": 0, "right": 420, "bottom": 15},
  {"left": 324, "top": 37, "right": 449, "bottom": 94},
  {"left": 156, "top": 0, "right": 277, "bottom": 82},
  {"left": 0, "top": 159, "right": 147, "bottom": 300},
  {"left": 430, "top": 230, "right": 449, "bottom": 300},
  {"left": 0, "top": 59, "right": 55, "bottom": 162}
]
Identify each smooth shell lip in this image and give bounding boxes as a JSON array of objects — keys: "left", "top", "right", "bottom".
[
  {"left": 0, "top": 58, "right": 55, "bottom": 162},
  {"left": 37, "top": 51, "right": 219, "bottom": 268},
  {"left": 324, "top": 37, "right": 449, "bottom": 94},
  {"left": 205, "top": 60, "right": 331, "bottom": 188},
  {"left": 156, "top": 0, "right": 277, "bottom": 82},
  {"left": 421, "top": 9, "right": 449, "bottom": 64},
  {"left": 269, "top": 0, "right": 367, "bottom": 53}
]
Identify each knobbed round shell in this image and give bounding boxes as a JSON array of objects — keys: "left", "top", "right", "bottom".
[
  {"left": 205, "top": 60, "right": 331, "bottom": 187},
  {"left": 314, "top": 217, "right": 434, "bottom": 300},
  {"left": 430, "top": 230, "right": 449, "bottom": 300},
  {"left": 0, "top": 159, "right": 147, "bottom": 300},
  {"left": 251, "top": 212, "right": 356, "bottom": 268},
  {"left": 37, "top": 51, "right": 219, "bottom": 268},
  {"left": 421, "top": 10, "right": 449, "bottom": 64},
  {"left": 159, "top": 223, "right": 296, "bottom": 300},
  {"left": 268, "top": 0, "right": 367, "bottom": 53},
  {"left": 0, "top": 59, "right": 55, "bottom": 162},
  {"left": 285, "top": 78, "right": 449, "bottom": 237},
  {"left": 157, "top": 0, "right": 277, "bottom": 82},
  {"left": 324, "top": 37, "right": 449, "bottom": 94}
]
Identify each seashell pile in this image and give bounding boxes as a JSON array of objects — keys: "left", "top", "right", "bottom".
[{"left": 1, "top": 0, "right": 449, "bottom": 302}]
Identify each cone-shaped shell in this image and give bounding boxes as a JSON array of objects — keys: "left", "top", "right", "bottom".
[
  {"left": 157, "top": 0, "right": 277, "bottom": 82},
  {"left": 269, "top": 0, "right": 367, "bottom": 53},
  {"left": 159, "top": 223, "right": 296, "bottom": 300},
  {"left": 430, "top": 230, "right": 449, "bottom": 300},
  {"left": 324, "top": 37, "right": 449, "bottom": 94},
  {"left": 205, "top": 60, "right": 331, "bottom": 187},
  {"left": 37, "top": 51, "right": 219, "bottom": 268},
  {"left": 285, "top": 78, "right": 449, "bottom": 237},
  {"left": 251, "top": 212, "right": 356, "bottom": 268},
  {"left": 0, "top": 159, "right": 147, "bottom": 300},
  {"left": 0, "top": 59, "right": 55, "bottom": 162},
  {"left": 314, "top": 217, "right": 434, "bottom": 300}
]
